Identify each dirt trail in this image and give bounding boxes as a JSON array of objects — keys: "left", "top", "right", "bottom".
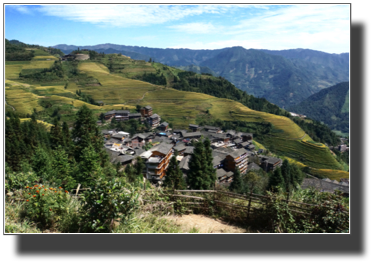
[{"left": 165, "top": 214, "right": 248, "bottom": 233}]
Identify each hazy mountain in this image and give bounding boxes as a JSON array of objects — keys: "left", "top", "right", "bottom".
[{"left": 289, "top": 82, "right": 349, "bottom": 134}]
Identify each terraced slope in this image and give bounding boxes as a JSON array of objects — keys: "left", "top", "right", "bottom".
[{"left": 76, "top": 61, "right": 343, "bottom": 171}]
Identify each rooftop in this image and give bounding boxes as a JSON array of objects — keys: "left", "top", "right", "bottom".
[{"left": 149, "top": 142, "right": 173, "bottom": 155}]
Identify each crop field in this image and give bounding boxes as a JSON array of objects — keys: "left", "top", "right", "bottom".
[
  {"left": 22, "top": 60, "right": 55, "bottom": 70},
  {"left": 262, "top": 137, "right": 342, "bottom": 170},
  {"left": 5, "top": 88, "right": 45, "bottom": 114},
  {"left": 20, "top": 118, "right": 54, "bottom": 130},
  {"left": 309, "top": 169, "right": 349, "bottom": 181},
  {"left": 251, "top": 139, "right": 266, "bottom": 150},
  {"left": 32, "top": 55, "right": 58, "bottom": 61},
  {"left": 5, "top": 61, "right": 30, "bottom": 79},
  {"left": 32, "top": 49, "right": 51, "bottom": 56}
]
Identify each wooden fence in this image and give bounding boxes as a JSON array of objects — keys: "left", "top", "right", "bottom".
[{"left": 143, "top": 189, "right": 348, "bottom": 224}]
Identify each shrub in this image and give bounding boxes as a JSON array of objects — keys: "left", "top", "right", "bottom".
[
  {"left": 80, "top": 178, "right": 140, "bottom": 233},
  {"left": 22, "top": 184, "right": 71, "bottom": 229}
]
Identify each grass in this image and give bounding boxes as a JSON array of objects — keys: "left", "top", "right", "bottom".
[{"left": 309, "top": 169, "right": 349, "bottom": 181}]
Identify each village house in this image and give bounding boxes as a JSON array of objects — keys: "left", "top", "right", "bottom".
[
  {"left": 241, "top": 133, "right": 253, "bottom": 142},
  {"left": 259, "top": 156, "right": 282, "bottom": 172},
  {"left": 158, "top": 122, "right": 169, "bottom": 132},
  {"left": 140, "top": 105, "right": 153, "bottom": 117},
  {"left": 128, "top": 113, "right": 142, "bottom": 121},
  {"left": 224, "top": 149, "right": 249, "bottom": 175},
  {"left": 147, "top": 113, "right": 161, "bottom": 129},
  {"left": 189, "top": 124, "right": 200, "bottom": 132},
  {"left": 203, "top": 125, "right": 221, "bottom": 133},
  {"left": 145, "top": 142, "right": 174, "bottom": 182}
]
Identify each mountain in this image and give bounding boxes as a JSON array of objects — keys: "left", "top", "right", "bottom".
[
  {"left": 52, "top": 43, "right": 349, "bottom": 108},
  {"left": 289, "top": 82, "right": 349, "bottom": 134},
  {"left": 175, "top": 65, "right": 216, "bottom": 76}
]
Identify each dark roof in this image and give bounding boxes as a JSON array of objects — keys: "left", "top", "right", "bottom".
[
  {"left": 234, "top": 139, "right": 243, "bottom": 144},
  {"left": 241, "top": 132, "right": 253, "bottom": 137},
  {"left": 133, "top": 147, "right": 146, "bottom": 158},
  {"left": 183, "top": 131, "right": 202, "bottom": 138},
  {"left": 179, "top": 155, "right": 191, "bottom": 170},
  {"left": 184, "top": 146, "right": 194, "bottom": 154},
  {"left": 117, "top": 155, "right": 134, "bottom": 163},
  {"left": 226, "top": 171, "right": 234, "bottom": 177},
  {"left": 241, "top": 142, "right": 250, "bottom": 147},
  {"left": 105, "top": 110, "right": 116, "bottom": 116},
  {"left": 112, "top": 134, "right": 125, "bottom": 139},
  {"left": 129, "top": 113, "right": 141, "bottom": 118},
  {"left": 150, "top": 142, "right": 173, "bottom": 155},
  {"left": 115, "top": 110, "right": 130, "bottom": 114},
  {"left": 262, "top": 156, "right": 282, "bottom": 164},
  {"left": 160, "top": 122, "right": 169, "bottom": 127},
  {"left": 204, "top": 125, "right": 220, "bottom": 130},
  {"left": 247, "top": 162, "right": 261, "bottom": 171},
  {"left": 226, "top": 130, "right": 236, "bottom": 135},
  {"left": 105, "top": 138, "right": 123, "bottom": 144},
  {"left": 189, "top": 124, "right": 199, "bottom": 128},
  {"left": 213, "top": 155, "right": 223, "bottom": 166},
  {"left": 144, "top": 106, "right": 152, "bottom": 110},
  {"left": 248, "top": 144, "right": 255, "bottom": 149},
  {"left": 214, "top": 133, "right": 229, "bottom": 140},
  {"left": 173, "top": 144, "right": 186, "bottom": 152},
  {"left": 208, "top": 129, "right": 219, "bottom": 133},
  {"left": 132, "top": 133, "right": 147, "bottom": 140},
  {"left": 149, "top": 113, "right": 160, "bottom": 119},
  {"left": 216, "top": 168, "right": 227, "bottom": 178},
  {"left": 228, "top": 149, "right": 247, "bottom": 159}
]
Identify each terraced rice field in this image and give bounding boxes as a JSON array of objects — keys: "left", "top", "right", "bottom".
[
  {"left": 5, "top": 61, "right": 29, "bottom": 79},
  {"left": 263, "top": 137, "right": 342, "bottom": 170},
  {"left": 20, "top": 118, "right": 54, "bottom": 130},
  {"left": 5, "top": 88, "right": 45, "bottom": 114},
  {"left": 310, "top": 169, "right": 349, "bottom": 181}
]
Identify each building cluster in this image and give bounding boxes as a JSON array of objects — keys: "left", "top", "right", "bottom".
[
  {"left": 103, "top": 106, "right": 169, "bottom": 131},
  {"left": 102, "top": 108, "right": 283, "bottom": 185},
  {"left": 289, "top": 112, "right": 307, "bottom": 118}
]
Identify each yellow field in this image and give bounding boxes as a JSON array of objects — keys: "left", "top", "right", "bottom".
[
  {"left": 22, "top": 60, "right": 55, "bottom": 69},
  {"left": 5, "top": 88, "right": 45, "bottom": 114},
  {"left": 32, "top": 55, "right": 58, "bottom": 61},
  {"left": 251, "top": 139, "right": 266, "bottom": 150},
  {"left": 20, "top": 118, "right": 54, "bottom": 130},
  {"left": 310, "top": 169, "right": 349, "bottom": 181}
]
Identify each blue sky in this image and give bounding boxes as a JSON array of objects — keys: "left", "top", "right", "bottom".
[{"left": 5, "top": 4, "right": 350, "bottom": 54}]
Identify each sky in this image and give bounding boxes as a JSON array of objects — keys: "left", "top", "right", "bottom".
[{"left": 5, "top": 4, "right": 350, "bottom": 54}]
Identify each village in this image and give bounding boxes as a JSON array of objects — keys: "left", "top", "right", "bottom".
[{"left": 101, "top": 105, "right": 283, "bottom": 186}]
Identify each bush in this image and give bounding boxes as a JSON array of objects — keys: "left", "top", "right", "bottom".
[
  {"left": 5, "top": 169, "right": 39, "bottom": 193},
  {"left": 80, "top": 178, "right": 140, "bottom": 233},
  {"left": 22, "top": 184, "right": 71, "bottom": 229}
]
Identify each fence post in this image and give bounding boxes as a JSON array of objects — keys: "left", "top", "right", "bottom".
[{"left": 247, "top": 182, "right": 254, "bottom": 221}]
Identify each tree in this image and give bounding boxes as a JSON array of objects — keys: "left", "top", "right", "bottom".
[
  {"left": 229, "top": 167, "right": 244, "bottom": 193},
  {"left": 71, "top": 105, "right": 106, "bottom": 166},
  {"left": 187, "top": 141, "right": 206, "bottom": 189},
  {"left": 203, "top": 138, "right": 216, "bottom": 189},
  {"left": 136, "top": 104, "right": 142, "bottom": 112},
  {"left": 163, "top": 155, "right": 186, "bottom": 190},
  {"left": 75, "top": 144, "right": 102, "bottom": 188},
  {"left": 50, "top": 118, "right": 64, "bottom": 150},
  {"left": 186, "top": 140, "right": 215, "bottom": 190},
  {"left": 125, "top": 164, "right": 136, "bottom": 182},
  {"left": 51, "top": 146, "right": 76, "bottom": 190},
  {"left": 31, "top": 146, "right": 51, "bottom": 177},
  {"left": 268, "top": 167, "right": 285, "bottom": 192},
  {"left": 135, "top": 157, "right": 145, "bottom": 175}
]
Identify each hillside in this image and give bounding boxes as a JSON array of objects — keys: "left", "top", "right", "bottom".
[
  {"left": 5, "top": 44, "right": 346, "bottom": 175},
  {"left": 53, "top": 43, "right": 349, "bottom": 108},
  {"left": 289, "top": 82, "right": 349, "bottom": 135}
]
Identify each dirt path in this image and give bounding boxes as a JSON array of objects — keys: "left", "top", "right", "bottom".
[{"left": 165, "top": 214, "right": 248, "bottom": 233}]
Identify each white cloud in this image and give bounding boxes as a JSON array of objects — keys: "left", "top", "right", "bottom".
[
  {"left": 34, "top": 4, "right": 228, "bottom": 27},
  {"left": 7, "top": 5, "right": 34, "bottom": 14},
  {"left": 168, "top": 22, "right": 217, "bottom": 34}
]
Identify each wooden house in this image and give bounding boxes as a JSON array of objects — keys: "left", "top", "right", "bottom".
[
  {"left": 145, "top": 143, "right": 174, "bottom": 182},
  {"left": 140, "top": 105, "right": 153, "bottom": 117},
  {"left": 224, "top": 149, "right": 249, "bottom": 174}
]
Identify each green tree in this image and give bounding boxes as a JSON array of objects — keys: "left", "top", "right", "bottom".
[
  {"left": 187, "top": 141, "right": 206, "bottom": 189},
  {"left": 134, "top": 157, "right": 145, "bottom": 175},
  {"left": 203, "top": 138, "right": 217, "bottom": 189},
  {"left": 71, "top": 105, "right": 106, "bottom": 165},
  {"left": 75, "top": 145, "right": 102, "bottom": 188},
  {"left": 229, "top": 167, "right": 244, "bottom": 193},
  {"left": 268, "top": 167, "right": 285, "bottom": 191},
  {"left": 31, "top": 146, "right": 51, "bottom": 177},
  {"left": 50, "top": 118, "right": 64, "bottom": 150},
  {"left": 51, "top": 146, "right": 76, "bottom": 190},
  {"left": 163, "top": 155, "right": 186, "bottom": 190}
]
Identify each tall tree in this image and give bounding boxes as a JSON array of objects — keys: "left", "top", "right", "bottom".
[
  {"left": 203, "top": 138, "right": 217, "bottom": 189},
  {"left": 31, "top": 146, "right": 51, "bottom": 177},
  {"left": 75, "top": 144, "right": 102, "bottom": 188},
  {"left": 50, "top": 118, "right": 64, "bottom": 150},
  {"left": 268, "top": 167, "right": 285, "bottom": 191},
  {"left": 71, "top": 105, "right": 106, "bottom": 165},
  {"left": 229, "top": 167, "right": 244, "bottom": 193},
  {"left": 163, "top": 155, "right": 186, "bottom": 190},
  {"left": 51, "top": 146, "right": 76, "bottom": 190},
  {"left": 187, "top": 141, "right": 206, "bottom": 189}
]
